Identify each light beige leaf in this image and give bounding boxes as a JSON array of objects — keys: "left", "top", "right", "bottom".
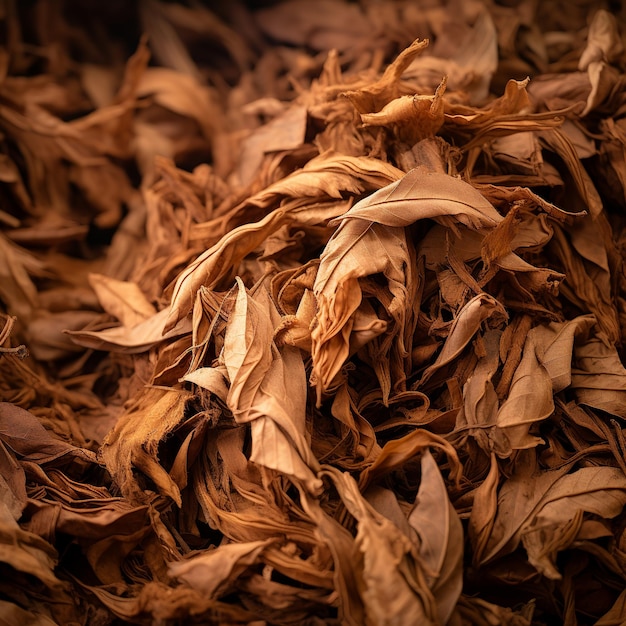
[
  {"left": 408, "top": 449, "right": 463, "bottom": 625},
  {"left": 168, "top": 539, "right": 275, "bottom": 598},
  {"left": 578, "top": 9, "right": 623, "bottom": 71},
  {"left": 520, "top": 466, "right": 626, "bottom": 579},
  {"left": 223, "top": 278, "right": 321, "bottom": 493},
  {"left": 495, "top": 331, "right": 554, "bottom": 455},
  {"left": 333, "top": 167, "right": 503, "bottom": 230},
  {"left": 420, "top": 294, "right": 507, "bottom": 387},
  {"left": 182, "top": 366, "right": 229, "bottom": 403},
  {"left": 223, "top": 280, "right": 275, "bottom": 423},
  {"left": 88, "top": 273, "right": 157, "bottom": 326},
  {"left": 324, "top": 466, "right": 436, "bottom": 626},
  {"left": 66, "top": 306, "right": 191, "bottom": 353}
]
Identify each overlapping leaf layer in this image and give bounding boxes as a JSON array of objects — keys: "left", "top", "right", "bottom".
[{"left": 1, "top": 2, "right": 626, "bottom": 624}]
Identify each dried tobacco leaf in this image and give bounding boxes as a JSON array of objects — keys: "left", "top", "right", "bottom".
[
  {"left": 1, "top": 1, "right": 626, "bottom": 624},
  {"left": 166, "top": 153, "right": 403, "bottom": 329},
  {"left": 222, "top": 278, "right": 322, "bottom": 494}
]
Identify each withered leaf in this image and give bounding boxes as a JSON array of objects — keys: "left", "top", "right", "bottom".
[
  {"left": 494, "top": 330, "right": 554, "bottom": 455},
  {"left": 88, "top": 273, "right": 157, "bottom": 326},
  {"left": 480, "top": 452, "right": 573, "bottom": 565},
  {"left": 468, "top": 453, "right": 499, "bottom": 566},
  {"left": 520, "top": 466, "right": 626, "bottom": 579},
  {"left": 223, "top": 278, "right": 322, "bottom": 493},
  {"left": 420, "top": 293, "right": 507, "bottom": 387},
  {"left": 324, "top": 466, "right": 436, "bottom": 625},
  {"left": 408, "top": 449, "right": 463, "bottom": 625},
  {"left": 166, "top": 154, "right": 402, "bottom": 330},
  {"left": 312, "top": 166, "right": 504, "bottom": 401},
  {"left": 0, "top": 403, "right": 95, "bottom": 467},
  {"left": 0, "top": 498, "right": 63, "bottom": 590},
  {"left": 3, "top": 3, "right": 626, "bottom": 624},
  {"left": 169, "top": 538, "right": 275, "bottom": 598},
  {"left": 66, "top": 306, "right": 191, "bottom": 353}
]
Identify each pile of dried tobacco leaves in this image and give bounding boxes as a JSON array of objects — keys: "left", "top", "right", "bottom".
[{"left": 2, "top": 0, "right": 626, "bottom": 624}]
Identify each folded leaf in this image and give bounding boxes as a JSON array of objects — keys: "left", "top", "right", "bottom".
[
  {"left": 222, "top": 278, "right": 322, "bottom": 493},
  {"left": 169, "top": 538, "right": 275, "bottom": 598},
  {"left": 408, "top": 450, "right": 463, "bottom": 625},
  {"left": 166, "top": 154, "right": 403, "bottom": 330},
  {"left": 495, "top": 331, "right": 554, "bottom": 455},
  {"left": 521, "top": 466, "right": 626, "bottom": 579},
  {"left": 324, "top": 466, "right": 437, "bottom": 626},
  {"left": 313, "top": 165, "right": 505, "bottom": 402},
  {"left": 66, "top": 306, "right": 191, "bottom": 353}
]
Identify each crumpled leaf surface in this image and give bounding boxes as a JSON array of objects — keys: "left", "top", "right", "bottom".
[{"left": 1, "top": 1, "right": 626, "bottom": 624}]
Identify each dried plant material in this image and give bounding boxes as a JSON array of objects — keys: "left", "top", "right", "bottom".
[
  {"left": 520, "top": 466, "right": 626, "bottom": 579},
  {"left": 222, "top": 278, "right": 322, "bottom": 494},
  {"left": 255, "top": 0, "right": 372, "bottom": 52},
  {"left": 408, "top": 449, "right": 463, "bottom": 625},
  {"left": 359, "top": 77, "right": 448, "bottom": 143},
  {"left": 2, "top": 1, "right": 626, "bottom": 624},
  {"left": 468, "top": 452, "right": 499, "bottom": 566},
  {"left": 343, "top": 38, "right": 430, "bottom": 115},
  {"left": 312, "top": 164, "right": 504, "bottom": 403},
  {"left": 88, "top": 273, "right": 157, "bottom": 326},
  {"left": 237, "top": 104, "right": 308, "bottom": 187},
  {"left": 324, "top": 466, "right": 437, "bottom": 625},
  {"left": 168, "top": 538, "right": 276, "bottom": 598},
  {"left": 100, "top": 387, "right": 191, "bottom": 505},
  {"left": 166, "top": 153, "right": 403, "bottom": 330},
  {"left": 0, "top": 234, "right": 39, "bottom": 323},
  {"left": 66, "top": 306, "right": 191, "bottom": 353},
  {"left": 578, "top": 9, "right": 624, "bottom": 71},
  {"left": 494, "top": 330, "right": 555, "bottom": 455}
]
